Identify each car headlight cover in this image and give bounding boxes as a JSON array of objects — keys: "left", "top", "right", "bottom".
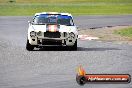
[
  {"left": 69, "top": 32, "right": 75, "bottom": 38},
  {"left": 37, "top": 31, "right": 42, "bottom": 36},
  {"left": 30, "top": 31, "right": 36, "bottom": 37}
]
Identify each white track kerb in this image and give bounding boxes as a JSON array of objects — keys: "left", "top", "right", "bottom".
[{"left": 78, "top": 35, "right": 99, "bottom": 40}]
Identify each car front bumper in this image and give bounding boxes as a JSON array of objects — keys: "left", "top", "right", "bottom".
[{"left": 29, "top": 35, "right": 77, "bottom": 46}]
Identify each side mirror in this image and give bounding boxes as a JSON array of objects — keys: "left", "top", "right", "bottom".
[
  {"left": 28, "top": 21, "right": 32, "bottom": 25},
  {"left": 76, "top": 26, "right": 79, "bottom": 29},
  {"left": 76, "top": 26, "right": 80, "bottom": 31}
]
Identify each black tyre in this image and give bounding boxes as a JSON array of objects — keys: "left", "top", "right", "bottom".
[
  {"left": 26, "top": 39, "right": 34, "bottom": 51},
  {"left": 72, "top": 40, "right": 77, "bottom": 50}
]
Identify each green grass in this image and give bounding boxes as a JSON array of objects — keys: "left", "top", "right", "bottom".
[
  {"left": 115, "top": 27, "right": 132, "bottom": 37},
  {"left": 0, "top": 0, "right": 132, "bottom": 3},
  {"left": 0, "top": 0, "right": 132, "bottom": 16}
]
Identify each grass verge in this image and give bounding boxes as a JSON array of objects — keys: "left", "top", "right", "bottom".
[
  {"left": 0, "top": 2, "right": 132, "bottom": 16},
  {"left": 1, "top": 0, "right": 132, "bottom": 3},
  {"left": 114, "top": 27, "right": 132, "bottom": 38},
  {"left": 79, "top": 26, "right": 132, "bottom": 45}
]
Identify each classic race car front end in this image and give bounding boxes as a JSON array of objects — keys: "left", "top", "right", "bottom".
[
  {"left": 26, "top": 12, "right": 78, "bottom": 51},
  {"left": 28, "top": 25, "right": 78, "bottom": 46}
]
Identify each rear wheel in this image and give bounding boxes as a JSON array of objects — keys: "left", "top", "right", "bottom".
[{"left": 26, "top": 39, "right": 34, "bottom": 51}]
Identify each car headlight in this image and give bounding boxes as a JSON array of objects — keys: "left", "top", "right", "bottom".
[
  {"left": 30, "top": 31, "right": 36, "bottom": 37},
  {"left": 69, "top": 32, "right": 75, "bottom": 38},
  {"left": 64, "top": 32, "right": 67, "bottom": 37},
  {"left": 37, "top": 31, "right": 42, "bottom": 36}
]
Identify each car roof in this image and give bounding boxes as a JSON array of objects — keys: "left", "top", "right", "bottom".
[{"left": 34, "top": 12, "right": 72, "bottom": 17}]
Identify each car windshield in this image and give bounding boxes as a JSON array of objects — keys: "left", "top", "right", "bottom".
[{"left": 32, "top": 14, "right": 74, "bottom": 26}]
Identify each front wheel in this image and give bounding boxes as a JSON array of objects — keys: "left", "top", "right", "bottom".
[
  {"left": 72, "top": 40, "right": 77, "bottom": 50},
  {"left": 69, "top": 40, "right": 77, "bottom": 50},
  {"left": 26, "top": 39, "right": 34, "bottom": 51}
]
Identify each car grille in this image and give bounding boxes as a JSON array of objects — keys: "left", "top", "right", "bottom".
[
  {"left": 42, "top": 39, "right": 62, "bottom": 45},
  {"left": 44, "top": 32, "right": 60, "bottom": 38}
]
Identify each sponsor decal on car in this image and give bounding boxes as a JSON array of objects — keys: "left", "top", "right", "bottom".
[{"left": 47, "top": 25, "right": 58, "bottom": 32}]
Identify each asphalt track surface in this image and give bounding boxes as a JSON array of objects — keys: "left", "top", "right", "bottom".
[{"left": 0, "top": 15, "right": 132, "bottom": 88}]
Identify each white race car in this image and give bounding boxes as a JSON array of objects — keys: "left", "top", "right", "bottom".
[{"left": 26, "top": 12, "right": 78, "bottom": 51}]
